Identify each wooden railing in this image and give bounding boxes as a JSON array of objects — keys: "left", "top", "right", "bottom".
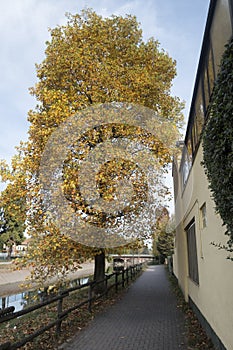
[{"left": 0, "top": 263, "right": 143, "bottom": 350}]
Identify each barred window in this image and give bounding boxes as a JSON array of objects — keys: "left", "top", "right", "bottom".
[
  {"left": 200, "top": 203, "right": 207, "bottom": 229},
  {"left": 186, "top": 220, "right": 199, "bottom": 285}
]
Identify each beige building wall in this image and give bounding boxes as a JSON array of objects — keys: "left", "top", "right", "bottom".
[{"left": 173, "top": 143, "right": 233, "bottom": 350}]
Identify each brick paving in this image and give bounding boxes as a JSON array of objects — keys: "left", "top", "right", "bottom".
[{"left": 61, "top": 265, "right": 187, "bottom": 350}]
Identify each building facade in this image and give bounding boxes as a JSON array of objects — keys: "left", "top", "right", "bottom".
[{"left": 173, "top": 1, "right": 233, "bottom": 349}]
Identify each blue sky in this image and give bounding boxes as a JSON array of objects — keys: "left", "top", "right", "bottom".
[{"left": 0, "top": 0, "right": 209, "bottom": 165}]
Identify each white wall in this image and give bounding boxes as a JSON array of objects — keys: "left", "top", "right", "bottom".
[{"left": 173, "top": 143, "right": 233, "bottom": 350}]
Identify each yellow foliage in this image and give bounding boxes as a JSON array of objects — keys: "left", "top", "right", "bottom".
[{"left": 2, "top": 9, "right": 184, "bottom": 285}]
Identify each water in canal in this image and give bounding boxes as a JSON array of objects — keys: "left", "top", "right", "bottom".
[{"left": 0, "top": 277, "right": 89, "bottom": 312}]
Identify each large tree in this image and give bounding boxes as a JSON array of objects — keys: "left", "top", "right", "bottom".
[
  {"left": 2, "top": 9, "right": 183, "bottom": 288},
  {"left": 0, "top": 156, "right": 26, "bottom": 255}
]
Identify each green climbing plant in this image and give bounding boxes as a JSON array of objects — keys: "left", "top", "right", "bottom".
[{"left": 202, "top": 38, "right": 233, "bottom": 259}]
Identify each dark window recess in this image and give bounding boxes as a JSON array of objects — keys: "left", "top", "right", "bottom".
[{"left": 186, "top": 220, "right": 199, "bottom": 285}]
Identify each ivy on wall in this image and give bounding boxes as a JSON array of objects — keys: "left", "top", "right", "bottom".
[{"left": 202, "top": 38, "right": 233, "bottom": 257}]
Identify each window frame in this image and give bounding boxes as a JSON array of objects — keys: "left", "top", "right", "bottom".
[
  {"left": 200, "top": 203, "right": 207, "bottom": 229},
  {"left": 186, "top": 219, "right": 199, "bottom": 285},
  {"left": 181, "top": 0, "right": 233, "bottom": 172}
]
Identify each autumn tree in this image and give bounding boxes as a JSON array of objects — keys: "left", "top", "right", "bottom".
[
  {"left": 0, "top": 156, "right": 26, "bottom": 256},
  {"left": 2, "top": 9, "right": 183, "bottom": 288},
  {"left": 152, "top": 207, "right": 175, "bottom": 263},
  {"left": 0, "top": 205, "right": 25, "bottom": 256}
]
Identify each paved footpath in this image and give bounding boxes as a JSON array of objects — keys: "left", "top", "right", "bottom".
[{"left": 61, "top": 265, "right": 187, "bottom": 350}]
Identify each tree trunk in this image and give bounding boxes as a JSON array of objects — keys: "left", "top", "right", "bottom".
[
  {"left": 94, "top": 250, "right": 105, "bottom": 294},
  {"left": 2, "top": 297, "right": 6, "bottom": 309}
]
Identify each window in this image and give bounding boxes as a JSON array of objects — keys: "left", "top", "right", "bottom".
[
  {"left": 172, "top": 159, "right": 179, "bottom": 201},
  {"left": 195, "top": 82, "right": 205, "bottom": 140},
  {"left": 181, "top": 0, "right": 233, "bottom": 169},
  {"left": 186, "top": 220, "right": 199, "bottom": 285},
  {"left": 191, "top": 118, "right": 198, "bottom": 153},
  {"left": 187, "top": 131, "right": 193, "bottom": 164},
  {"left": 206, "top": 45, "right": 216, "bottom": 98},
  {"left": 180, "top": 148, "right": 191, "bottom": 188},
  {"left": 200, "top": 203, "right": 207, "bottom": 228},
  {"left": 203, "top": 65, "right": 211, "bottom": 110}
]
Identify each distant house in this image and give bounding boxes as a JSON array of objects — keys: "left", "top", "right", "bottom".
[
  {"left": 173, "top": 1, "right": 233, "bottom": 349},
  {"left": 16, "top": 238, "right": 31, "bottom": 254}
]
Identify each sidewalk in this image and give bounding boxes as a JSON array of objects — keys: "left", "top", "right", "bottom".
[{"left": 61, "top": 265, "right": 187, "bottom": 350}]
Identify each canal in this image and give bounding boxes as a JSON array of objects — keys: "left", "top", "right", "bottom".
[{"left": 0, "top": 276, "right": 89, "bottom": 312}]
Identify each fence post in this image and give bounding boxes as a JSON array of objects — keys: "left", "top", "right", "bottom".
[
  {"left": 56, "top": 292, "right": 63, "bottom": 337},
  {"left": 105, "top": 275, "right": 108, "bottom": 298},
  {"left": 115, "top": 272, "right": 118, "bottom": 293},
  {"left": 126, "top": 268, "right": 129, "bottom": 285},
  {"left": 122, "top": 269, "right": 125, "bottom": 289},
  {"left": 88, "top": 282, "right": 93, "bottom": 312}
]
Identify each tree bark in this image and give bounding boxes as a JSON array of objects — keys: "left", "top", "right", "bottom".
[{"left": 94, "top": 250, "right": 105, "bottom": 294}]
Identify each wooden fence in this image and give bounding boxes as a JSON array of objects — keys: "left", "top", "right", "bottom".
[{"left": 0, "top": 263, "right": 143, "bottom": 350}]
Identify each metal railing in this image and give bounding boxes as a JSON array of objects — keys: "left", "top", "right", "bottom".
[{"left": 0, "top": 263, "right": 143, "bottom": 350}]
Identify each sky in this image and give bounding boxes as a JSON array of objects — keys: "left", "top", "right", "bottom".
[{"left": 0, "top": 0, "right": 210, "bottom": 196}]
